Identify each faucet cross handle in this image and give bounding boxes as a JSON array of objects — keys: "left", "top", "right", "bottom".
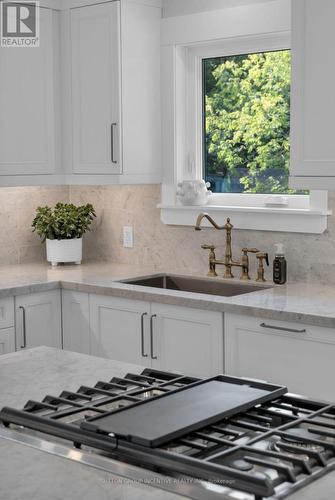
[
  {"left": 201, "top": 244, "right": 217, "bottom": 277},
  {"left": 256, "top": 252, "right": 269, "bottom": 282},
  {"left": 240, "top": 247, "right": 260, "bottom": 281}
]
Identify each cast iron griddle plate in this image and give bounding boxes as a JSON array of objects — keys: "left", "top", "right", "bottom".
[{"left": 81, "top": 379, "right": 286, "bottom": 447}]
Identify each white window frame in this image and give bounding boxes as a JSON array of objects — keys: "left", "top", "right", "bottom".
[{"left": 160, "top": 32, "right": 330, "bottom": 234}]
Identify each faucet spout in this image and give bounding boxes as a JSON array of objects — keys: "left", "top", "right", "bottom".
[{"left": 195, "top": 213, "right": 227, "bottom": 231}]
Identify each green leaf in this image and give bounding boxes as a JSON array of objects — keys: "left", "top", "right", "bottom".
[{"left": 32, "top": 203, "right": 96, "bottom": 242}]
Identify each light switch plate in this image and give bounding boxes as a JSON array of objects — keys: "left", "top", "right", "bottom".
[{"left": 123, "top": 226, "right": 134, "bottom": 248}]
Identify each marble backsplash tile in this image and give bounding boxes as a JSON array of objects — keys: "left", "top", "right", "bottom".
[
  {"left": 0, "top": 184, "right": 334, "bottom": 284},
  {"left": 69, "top": 186, "right": 335, "bottom": 284},
  {"left": 0, "top": 186, "right": 69, "bottom": 265}
]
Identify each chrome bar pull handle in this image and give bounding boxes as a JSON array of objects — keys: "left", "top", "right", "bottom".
[
  {"left": 19, "top": 306, "right": 27, "bottom": 349},
  {"left": 260, "top": 322, "right": 306, "bottom": 334},
  {"left": 150, "top": 314, "right": 157, "bottom": 360},
  {"left": 111, "top": 123, "right": 117, "bottom": 164},
  {"left": 141, "top": 312, "right": 148, "bottom": 358}
]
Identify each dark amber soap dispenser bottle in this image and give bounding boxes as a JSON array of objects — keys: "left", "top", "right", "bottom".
[{"left": 273, "top": 244, "right": 287, "bottom": 285}]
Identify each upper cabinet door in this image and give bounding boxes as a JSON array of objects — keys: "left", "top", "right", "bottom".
[
  {"left": 0, "top": 8, "right": 57, "bottom": 177},
  {"left": 290, "top": 0, "right": 335, "bottom": 187},
  {"left": 71, "top": 2, "right": 121, "bottom": 175}
]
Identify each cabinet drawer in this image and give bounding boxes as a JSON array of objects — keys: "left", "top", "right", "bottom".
[
  {"left": 227, "top": 314, "right": 335, "bottom": 345},
  {"left": 225, "top": 313, "right": 335, "bottom": 401},
  {"left": 0, "top": 297, "right": 14, "bottom": 329}
]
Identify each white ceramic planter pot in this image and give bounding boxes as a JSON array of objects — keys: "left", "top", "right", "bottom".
[{"left": 46, "top": 238, "right": 82, "bottom": 266}]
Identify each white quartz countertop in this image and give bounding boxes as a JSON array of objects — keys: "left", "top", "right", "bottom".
[
  {"left": 0, "top": 262, "right": 335, "bottom": 327},
  {"left": 1, "top": 347, "right": 335, "bottom": 500},
  {"left": 0, "top": 348, "right": 183, "bottom": 500}
]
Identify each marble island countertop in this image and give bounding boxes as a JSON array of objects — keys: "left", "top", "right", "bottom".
[
  {"left": 0, "top": 348, "right": 182, "bottom": 500},
  {"left": 0, "top": 262, "right": 335, "bottom": 328},
  {"left": 0, "top": 347, "right": 335, "bottom": 500}
]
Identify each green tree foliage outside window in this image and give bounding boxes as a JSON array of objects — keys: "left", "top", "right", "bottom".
[{"left": 203, "top": 50, "right": 298, "bottom": 194}]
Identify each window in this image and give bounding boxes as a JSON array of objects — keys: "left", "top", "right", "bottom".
[
  {"left": 159, "top": 34, "right": 329, "bottom": 233},
  {"left": 203, "top": 49, "right": 294, "bottom": 195}
]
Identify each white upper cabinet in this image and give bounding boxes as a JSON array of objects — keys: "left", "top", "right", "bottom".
[
  {"left": 290, "top": 0, "right": 335, "bottom": 189},
  {"left": 65, "top": 0, "right": 161, "bottom": 183},
  {"left": 0, "top": 0, "right": 161, "bottom": 186},
  {"left": 70, "top": 2, "right": 121, "bottom": 175},
  {"left": 0, "top": 8, "right": 60, "bottom": 182},
  {"left": 119, "top": 0, "right": 161, "bottom": 183}
]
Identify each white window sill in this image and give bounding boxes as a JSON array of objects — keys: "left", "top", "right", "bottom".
[{"left": 159, "top": 204, "right": 331, "bottom": 233}]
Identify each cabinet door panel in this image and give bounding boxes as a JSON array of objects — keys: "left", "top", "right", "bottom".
[
  {"left": 71, "top": 2, "right": 121, "bottom": 174},
  {"left": 225, "top": 314, "right": 335, "bottom": 401},
  {"left": 15, "top": 290, "right": 62, "bottom": 350},
  {"left": 0, "top": 8, "right": 56, "bottom": 176},
  {"left": 89, "top": 295, "right": 149, "bottom": 365},
  {"left": 151, "top": 304, "right": 223, "bottom": 378},
  {"left": 0, "top": 297, "right": 14, "bottom": 329},
  {"left": 0, "top": 328, "right": 15, "bottom": 355},
  {"left": 62, "top": 291, "right": 90, "bottom": 354},
  {"left": 291, "top": 0, "right": 335, "bottom": 179}
]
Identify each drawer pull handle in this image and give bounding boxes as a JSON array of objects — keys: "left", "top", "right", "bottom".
[
  {"left": 150, "top": 314, "right": 157, "bottom": 360},
  {"left": 19, "top": 306, "right": 27, "bottom": 349},
  {"left": 260, "top": 322, "right": 307, "bottom": 334},
  {"left": 141, "top": 312, "right": 148, "bottom": 358}
]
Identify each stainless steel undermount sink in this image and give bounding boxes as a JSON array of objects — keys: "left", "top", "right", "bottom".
[{"left": 121, "top": 275, "right": 271, "bottom": 297}]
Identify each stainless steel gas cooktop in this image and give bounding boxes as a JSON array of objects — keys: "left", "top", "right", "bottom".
[{"left": 0, "top": 368, "right": 334, "bottom": 500}]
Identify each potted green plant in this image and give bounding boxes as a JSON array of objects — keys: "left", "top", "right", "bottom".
[{"left": 32, "top": 203, "right": 96, "bottom": 266}]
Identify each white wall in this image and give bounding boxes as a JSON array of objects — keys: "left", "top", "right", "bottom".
[
  {"left": 162, "top": 0, "right": 278, "bottom": 18},
  {"left": 161, "top": 0, "right": 290, "bottom": 46}
]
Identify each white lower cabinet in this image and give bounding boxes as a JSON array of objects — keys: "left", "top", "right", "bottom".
[
  {"left": 87, "top": 294, "right": 224, "bottom": 377},
  {"left": 0, "top": 328, "right": 15, "bottom": 355},
  {"left": 15, "top": 290, "right": 62, "bottom": 350},
  {"left": 150, "top": 303, "right": 223, "bottom": 377},
  {"left": 225, "top": 313, "right": 335, "bottom": 402},
  {"left": 62, "top": 291, "right": 90, "bottom": 354},
  {"left": 0, "top": 297, "right": 15, "bottom": 355},
  {"left": 0, "top": 297, "right": 14, "bottom": 330},
  {"left": 89, "top": 294, "right": 150, "bottom": 366}
]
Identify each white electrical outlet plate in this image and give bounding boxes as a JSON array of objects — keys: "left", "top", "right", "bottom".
[{"left": 123, "top": 226, "right": 134, "bottom": 248}]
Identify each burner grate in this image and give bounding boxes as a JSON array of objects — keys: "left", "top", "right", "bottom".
[{"left": 1, "top": 369, "right": 335, "bottom": 500}]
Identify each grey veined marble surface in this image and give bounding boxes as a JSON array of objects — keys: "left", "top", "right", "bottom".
[
  {"left": 1, "top": 262, "right": 335, "bottom": 327},
  {"left": 0, "top": 348, "right": 183, "bottom": 500}
]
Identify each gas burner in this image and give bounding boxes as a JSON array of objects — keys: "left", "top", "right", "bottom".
[
  {"left": 282, "top": 428, "right": 325, "bottom": 452},
  {"left": 229, "top": 458, "right": 254, "bottom": 471},
  {"left": 268, "top": 427, "right": 326, "bottom": 455}
]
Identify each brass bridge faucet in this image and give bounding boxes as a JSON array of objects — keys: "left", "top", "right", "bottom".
[{"left": 195, "top": 213, "right": 263, "bottom": 280}]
